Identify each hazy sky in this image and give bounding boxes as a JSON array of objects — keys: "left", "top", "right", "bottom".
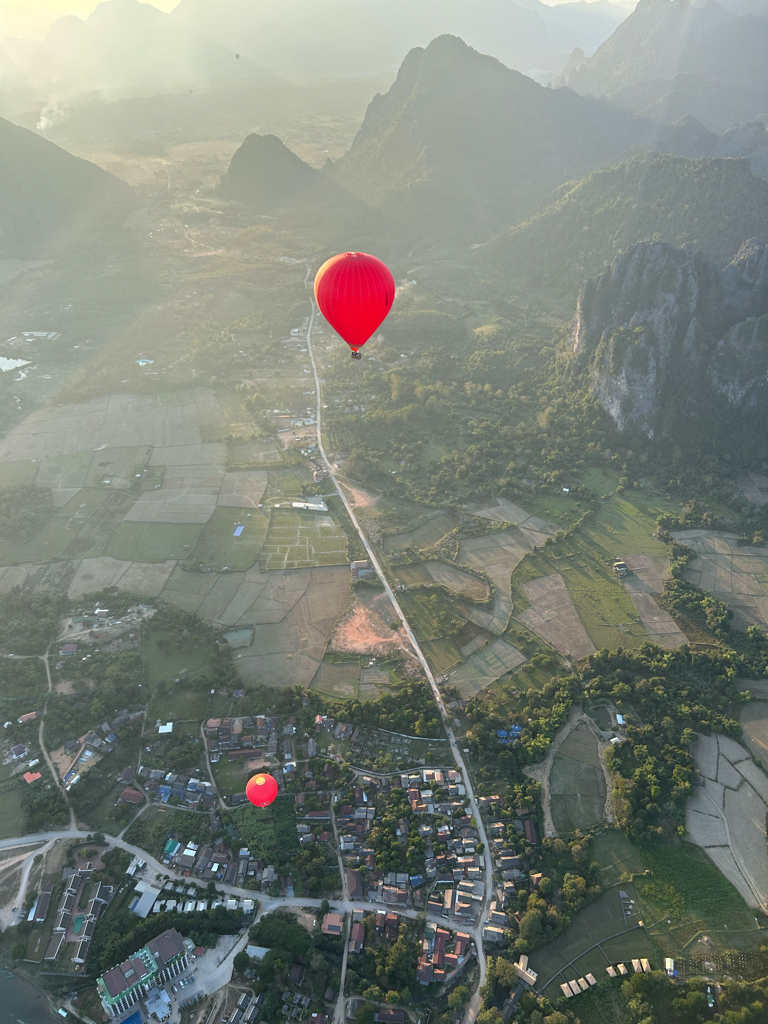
[{"left": 1, "top": 0, "right": 598, "bottom": 40}]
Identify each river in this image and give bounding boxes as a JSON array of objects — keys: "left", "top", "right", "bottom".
[{"left": 0, "top": 970, "right": 60, "bottom": 1023}]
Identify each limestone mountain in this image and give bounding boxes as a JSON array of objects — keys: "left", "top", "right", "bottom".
[
  {"left": 561, "top": 0, "right": 768, "bottom": 131},
  {"left": 479, "top": 152, "right": 768, "bottom": 304},
  {"left": 657, "top": 117, "right": 768, "bottom": 176},
  {"left": 570, "top": 239, "right": 768, "bottom": 455},
  {"left": 219, "top": 134, "right": 324, "bottom": 211},
  {"left": 332, "top": 35, "right": 652, "bottom": 237},
  {"left": 0, "top": 116, "right": 134, "bottom": 255}
]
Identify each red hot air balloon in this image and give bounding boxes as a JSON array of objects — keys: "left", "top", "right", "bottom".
[
  {"left": 314, "top": 252, "right": 395, "bottom": 359},
  {"left": 246, "top": 772, "right": 278, "bottom": 807}
]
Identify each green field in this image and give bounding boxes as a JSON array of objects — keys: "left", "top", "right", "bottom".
[
  {"left": 265, "top": 466, "right": 312, "bottom": 502},
  {"left": 508, "top": 489, "right": 679, "bottom": 651},
  {"left": 190, "top": 507, "right": 269, "bottom": 570},
  {"left": 144, "top": 632, "right": 223, "bottom": 685},
  {"left": 0, "top": 487, "right": 116, "bottom": 563},
  {"left": 399, "top": 589, "right": 465, "bottom": 641},
  {"left": 550, "top": 722, "right": 607, "bottom": 834},
  {"left": 229, "top": 795, "right": 300, "bottom": 859},
  {"left": 85, "top": 445, "right": 149, "bottom": 488},
  {"left": 0, "top": 460, "right": 37, "bottom": 488},
  {"left": 36, "top": 451, "right": 94, "bottom": 490},
  {"left": 310, "top": 659, "right": 360, "bottom": 698},
  {"left": 0, "top": 781, "right": 26, "bottom": 840},
  {"left": 105, "top": 521, "right": 203, "bottom": 562},
  {"left": 591, "top": 832, "right": 646, "bottom": 888},
  {"left": 260, "top": 509, "right": 347, "bottom": 570},
  {"left": 635, "top": 842, "right": 763, "bottom": 951},
  {"left": 590, "top": 831, "right": 763, "bottom": 952},
  {"left": 421, "top": 638, "right": 464, "bottom": 674},
  {"left": 448, "top": 637, "right": 527, "bottom": 697},
  {"left": 531, "top": 884, "right": 653, "bottom": 1000}
]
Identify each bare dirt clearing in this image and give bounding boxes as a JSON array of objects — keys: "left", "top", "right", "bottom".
[
  {"left": 340, "top": 481, "right": 381, "bottom": 509},
  {"left": 687, "top": 731, "right": 768, "bottom": 909},
  {"left": 330, "top": 587, "right": 414, "bottom": 660}
]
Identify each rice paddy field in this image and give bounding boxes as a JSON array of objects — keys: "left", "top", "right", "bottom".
[
  {"left": 447, "top": 637, "right": 526, "bottom": 697},
  {"left": 260, "top": 509, "right": 348, "bottom": 570},
  {"left": 309, "top": 659, "right": 361, "bottom": 698}
]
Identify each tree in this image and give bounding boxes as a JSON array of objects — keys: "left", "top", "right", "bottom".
[
  {"left": 476, "top": 1010, "right": 503, "bottom": 1024},
  {"left": 355, "top": 1005, "right": 376, "bottom": 1024},
  {"left": 234, "top": 951, "right": 250, "bottom": 974},
  {"left": 448, "top": 986, "right": 469, "bottom": 1010},
  {"left": 11, "top": 943, "right": 25, "bottom": 960}
]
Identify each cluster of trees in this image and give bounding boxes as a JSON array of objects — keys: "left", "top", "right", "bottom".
[
  {"left": 465, "top": 676, "right": 577, "bottom": 767},
  {"left": 368, "top": 788, "right": 427, "bottom": 875},
  {"left": 661, "top": 541, "right": 733, "bottom": 637},
  {"left": 583, "top": 645, "right": 742, "bottom": 838},
  {"left": 22, "top": 780, "right": 69, "bottom": 831},
  {"left": 0, "top": 484, "right": 55, "bottom": 542},
  {"left": 90, "top": 905, "right": 242, "bottom": 974},
  {"left": 335, "top": 682, "right": 444, "bottom": 737},
  {"left": 0, "top": 588, "right": 65, "bottom": 654},
  {"left": 248, "top": 910, "right": 343, "bottom": 1020},
  {"left": 345, "top": 916, "right": 421, "bottom": 1002}
]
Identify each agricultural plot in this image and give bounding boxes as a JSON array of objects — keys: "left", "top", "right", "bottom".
[
  {"left": 0, "top": 389, "right": 228, "bottom": 461},
  {"left": 265, "top": 467, "right": 313, "bottom": 502},
  {"left": 672, "top": 530, "right": 768, "bottom": 630},
  {"left": 190, "top": 507, "right": 269, "bottom": 571},
  {"left": 261, "top": 509, "right": 347, "bottom": 570},
  {"left": 394, "top": 559, "right": 492, "bottom": 603},
  {"left": 473, "top": 497, "right": 557, "bottom": 546},
  {"left": 591, "top": 832, "right": 645, "bottom": 888},
  {"left": 531, "top": 886, "right": 652, "bottom": 1001},
  {"left": 549, "top": 722, "right": 607, "bottom": 833},
  {"left": 35, "top": 451, "right": 93, "bottom": 490},
  {"left": 687, "top": 731, "right": 768, "bottom": 909},
  {"left": 105, "top": 522, "right": 202, "bottom": 562},
  {"left": 511, "top": 535, "right": 649, "bottom": 652},
  {"left": 217, "top": 471, "right": 268, "bottom": 509},
  {"left": 0, "top": 561, "right": 77, "bottom": 596},
  {"left": 0, "top": 487, "right": 117, "bottom": 564},
  {"left": 421, "top": 638, "right": 463, "bottom": 675},
  {"left": 459, "top": 529, "right": 535, "bottom": 634},
  {"left": 236, "top": 565, "right": 350, "bottom": 688},
  {"left": 382, "top": 513, "right": 458, "bottom": 555},
  {"left": 447, "top": 638, "right": 526, "bottom": 697},
  {"left": 518, "top": 574, "right": 595, "bottom": 659},
  {"left": 0, "top": 460, "right": 38, "bottom": 488},
  {"left": 229, "top": 439, "right": 281, "bottom": 465},
  {"left": 359, "top": 665, "right": 392, "bottom": 699},
  {"left": 229, "top": 797, "right": 300, "bottom": 860},
  {"left": 310, "top": 660, "right": 360, "bottom": 698},
  {"left": 85, "top": 446, "right": 150, "bottom": 489},
  {"left": 738, "top": 471, "right": 768, "bottom": 506},
  {"left": 68, "top": 556, "right": 175, "bottom": 598}
]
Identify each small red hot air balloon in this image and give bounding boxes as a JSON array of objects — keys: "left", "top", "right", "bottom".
[
  {"left": 314, "top": 252, "right": 395, "bottom": 359},
  {"left": 246, "top": 772, "right": 278, "bottom": 807}
]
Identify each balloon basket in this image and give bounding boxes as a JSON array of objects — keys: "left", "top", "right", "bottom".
[{"left": 350, "top": 351, "right": 362, "bottom": 360}]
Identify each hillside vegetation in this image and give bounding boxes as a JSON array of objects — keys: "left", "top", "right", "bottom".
[{"left": 481, "top": 152, "right": 768, "bottom": 303}]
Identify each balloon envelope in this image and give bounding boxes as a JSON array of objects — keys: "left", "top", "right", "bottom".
[
  {"left": 246, "top": 772, "right": 278, "bottom": 807},
  {"left": 314, "top": 252, "right": 395, "bottom": 352}
]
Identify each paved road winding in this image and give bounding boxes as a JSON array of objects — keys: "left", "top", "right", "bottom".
[{"left": 304, "top": 269, "right": 492, "bottom": 1022}]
